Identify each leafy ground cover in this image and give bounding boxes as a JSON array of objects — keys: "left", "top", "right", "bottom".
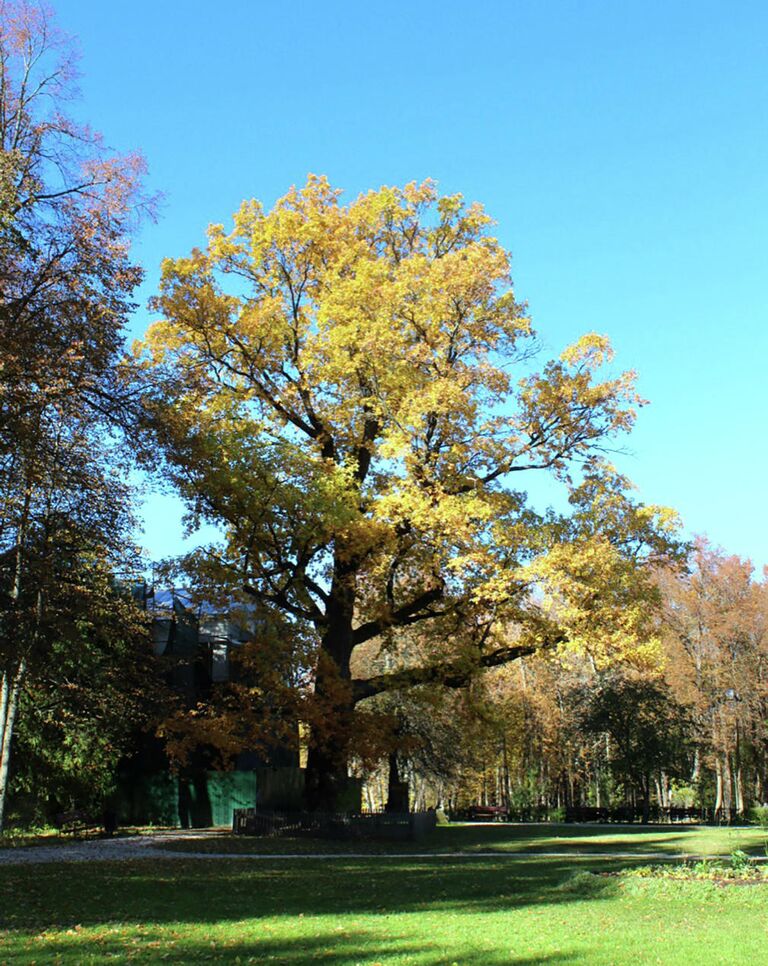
[
  {"left": 3, "top": 848, "right": 768, "bottom": 964},
  {"left": 0, "top": 826, "right": 63, "bottom": 849},
  {"left": 0, "top": 827, "right": 142, "bottom": 849},
  {"left": 160, "top": 821, "right": 768, "bottom": 857}
]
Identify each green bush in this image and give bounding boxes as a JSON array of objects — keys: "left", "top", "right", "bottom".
[
  {"left": 749, "top": 805, "right": 768, "bottom": 829},
  {"left": 668, "top": 780, "right": 697, "bottom": 808},
  {"left": 730, "top": 849, "right": 752, "bottom": 874},
  {"left": 626, "top": 859, "right": 766, "bottom": 882}
]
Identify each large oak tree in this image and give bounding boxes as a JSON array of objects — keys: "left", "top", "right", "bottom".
[{"left": 138, "top": 177, "right": 678, "bottom": 809}]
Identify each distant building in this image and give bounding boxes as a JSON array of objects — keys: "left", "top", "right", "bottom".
[
  {"left": 138, "top": 586, "right": 256, "bottom": 694},
  {"left": 116, "top": 586, "right": 302, "bottom": 827}
]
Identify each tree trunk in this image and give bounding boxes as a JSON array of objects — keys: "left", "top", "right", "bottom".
[
  {"left": 735, "top": 765, "right": 744, "bottom": 815},
  {"left": 655, "top": 771, "right": 670, "bottom": 812},
  {"left": 723, "top": 755, "right": 733, "bottom": 817},
  {"left": 731, "top": 748, "right": 744, "bottom": 815},
  {"left": 500, "top": 734, "right": 511, "bottom": 810},
  {"left": 641, "top": 775, "right": 651, "bottom": 824},
  {"left": 714, "top": 758, "right": 724, "bottom": 818},
  {"left": 757, "top": 765, "right": 768, "bottom": 806},
  {"left": 304, "top": 642, "right": 355, "bottom": 810},
  {"left": 413, "top": 775, "right": 425, "bottom": 811},
  {"left": 304, "top": 554, "right": 358, "bottom": 811},
  {"left": 0, "top": 672, "right": 8, "bottom": 758},
  {"left": 386, "top": 750, "right": 409, "bottom": 812},
  {"left": 0, "top": 659, "right": 25, "bottom": 832},
  {"left": 0, "top": 489, "right": 33, "bottom": 832},
  {"left": 734, "top": 722, "right": 744, "bottom": 815}
]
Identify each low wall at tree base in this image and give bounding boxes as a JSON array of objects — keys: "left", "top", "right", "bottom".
[{"left": 233, "top": 807, "right": 438, "bottom": 841}]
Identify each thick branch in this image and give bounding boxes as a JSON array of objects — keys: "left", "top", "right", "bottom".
[
  {"left": 352, "top": 586, "right": 444, "bottom": 647},
  {"left": 351, "top": 636, "right": 565, "bottom": 704}
]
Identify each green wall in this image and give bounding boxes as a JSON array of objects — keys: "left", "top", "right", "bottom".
[{"left": 117, "top": 767, "right": 302, "bottom": 828}]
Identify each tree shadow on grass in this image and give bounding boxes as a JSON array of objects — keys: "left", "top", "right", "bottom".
[
  {"left": 3, "top": 923, "right": 586, "bottom": 965},
  {"left": 0, "top": 857, "right": 631, "bottom": 965},
  {"left": 0, "top": 856, "right": 622, "bottom": 929}
]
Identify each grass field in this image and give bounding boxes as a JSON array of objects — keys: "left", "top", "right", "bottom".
[{"left": 2, "top": 824, "right": 768, "bottom": 964}]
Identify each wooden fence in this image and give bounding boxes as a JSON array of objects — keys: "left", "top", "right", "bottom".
[
  {"left": 564, "top": 805, "right": 746, "bottom": 824},
  {"left": 450, "top": 804, "right": 748, "bottom": 824}
]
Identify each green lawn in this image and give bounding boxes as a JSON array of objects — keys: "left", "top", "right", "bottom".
[{"left": 2, "top": 825, "right": 768, "bottom": 964}]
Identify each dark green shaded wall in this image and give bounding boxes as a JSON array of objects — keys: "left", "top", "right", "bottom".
[{"left": 117, "top": 767, "right": 303, "bottom": 828}]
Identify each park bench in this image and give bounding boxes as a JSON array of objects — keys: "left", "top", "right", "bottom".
[{"left": 467, "top": 804, "right": 507, "bottom": 822}]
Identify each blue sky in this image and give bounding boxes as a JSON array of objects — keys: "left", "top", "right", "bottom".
[{"left": 58, "top": 0, "right": 768, "bottom": 571}]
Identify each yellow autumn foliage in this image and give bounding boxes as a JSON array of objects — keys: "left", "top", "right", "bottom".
[{"left": 135, "top": 177, "right": 681, "bottom": 789}]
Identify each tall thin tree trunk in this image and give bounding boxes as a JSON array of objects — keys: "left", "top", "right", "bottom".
[
  {"left": 715, "top": 758, "right": 724, "bottom": 818},
  {"left": 501, "top": 734, "right": 511, "bottom": 810},
  {"left": 641, "top": 774, "right": 651, "bottom": 824},
  {"left": 723, "top": 755, "right": 733, "bottom": 817},
  {"left": 413, "top": 775, "right": 424, "bottom": 811},
  {"left": 691, "top": 746, "right": 701, "bottom": 783},
  {"left": 0, "top": 659, "right": 25, "bottom": 832},
  {"left": 0, "top": 478, "right": 34, "bottom": 834},
  {"left": 734, "top": 722, "right": 744, "bottom": 815},
  {"left": 735, "top": 765, "right": 744, "bottom": 815},
  {"left": 731, "top": 748, "right": 744, "bottom": 815},
  {"left": 0, "top": 671, "right": 9, "bottom": 758}
]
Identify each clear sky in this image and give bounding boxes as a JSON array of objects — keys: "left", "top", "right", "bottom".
[{"left": 57, "top": 0, "right": 768, "bottom": 571}]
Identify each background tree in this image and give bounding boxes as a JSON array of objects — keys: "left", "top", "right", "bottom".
[
  {"left": 138, "top": 177, "right": 678, "bottom": 809},
  {"left": 6, "top": 540, "right": 161, "bottom": 824},
  {"left": 0, "top": 1, "right": 154, "bottom": 829},
  {"left": 659, "top": 540, "right": 768, "bottom": 816},
  {"left": 578, "top": 672, "right": 693, "bottom": 823}
]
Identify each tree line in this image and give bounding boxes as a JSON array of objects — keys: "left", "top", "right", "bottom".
[{"left": 365, "top": 541, "right": 768, "bottom": 822}]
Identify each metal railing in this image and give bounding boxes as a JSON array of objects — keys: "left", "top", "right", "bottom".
[{"left": 564, "top": 805, "right": 746, "bottom": 825}]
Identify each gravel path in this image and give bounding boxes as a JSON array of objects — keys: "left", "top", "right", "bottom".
[
  {"left": 0, "top": 830, "right": 228, "bottom": 865},
  {"left": 3, "top": 830, "right": 766, "bottom": 866}
]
